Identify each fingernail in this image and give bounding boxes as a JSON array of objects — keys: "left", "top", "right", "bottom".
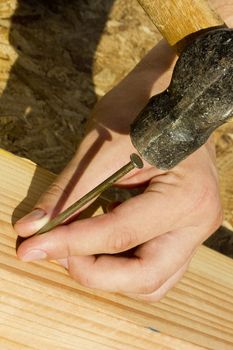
[
  {"left": 21, "top": 249, "right": 47, "bottom": 262},
  {"left": 16, "top": 209, "right": 46, "bottom": 224}
]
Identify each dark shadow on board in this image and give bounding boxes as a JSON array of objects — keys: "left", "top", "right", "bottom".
[{"left": 0, "top": 0, "right": 116, "bottom": 172}]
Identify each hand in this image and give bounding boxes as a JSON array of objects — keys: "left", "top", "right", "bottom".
[{"left": 15, "top": 38, "right": 223, "bottom": 302}]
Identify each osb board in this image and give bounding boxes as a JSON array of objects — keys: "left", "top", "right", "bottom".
[
  {"left": 0, "top": 149, "right": 233, "bottom": 350},
  {"left": 0, "top": 0, "right": 160, "bottom": 173}
]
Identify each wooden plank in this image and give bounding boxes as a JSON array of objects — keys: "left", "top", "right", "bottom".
[{"left": 0, "top": 149, "right": 233, "bottom": 349}]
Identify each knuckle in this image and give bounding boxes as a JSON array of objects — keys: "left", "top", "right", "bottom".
[
  {"left": 69, "top": 264, "right": 93, "bottom": 288},
  {"left": 191, "top": 180, "right": 223, "bottom": 239},
  {"left": 192, "top": 181, "right": 221, "bottom": 215},
  {"left": 45, "top": 182, "right": 66, "bottom": 198},
  {"left": 77, "top": 275, "right": 93, "bottom": 289},
  {"left": 107, "top": 229, "right": 136, "bottom": 254},
  {"left": 139, "top": 273, "right": 163, "bottom": 294},
  {"left": 139, "top": 291, "right": 167, "bottom": 303},
  {"left": 149, "top": 293, "right": 165, "bottom": 303},
  {"left": 200, "top": 185, "right": 223, "bottom": 232},
  {"left": 208, "top": 206, "right": 224, "bottom": 234},
  {"left": 193, "top": 185, "right": 212, "bottom": 211},
  {"left": 213, "top": 204, "right": 224, "bottom": 226},
  {"left": 67, "top": 261, "right": 78, "bottom": 281}
]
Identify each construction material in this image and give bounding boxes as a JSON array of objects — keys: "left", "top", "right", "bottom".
[
  {"left": 0, "top": 0, "right": 160, "bottom": 174},
  {"left": 0, "top": 149, "right": 232, "bottom": 349}
]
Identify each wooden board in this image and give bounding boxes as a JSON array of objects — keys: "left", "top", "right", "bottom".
[{"left": 0, "top": 149, "right": 233, "bottom": 349}]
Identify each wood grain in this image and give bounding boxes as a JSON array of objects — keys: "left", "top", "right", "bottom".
[
  {"left": 0, "top": 149, "right": 233, "bottom": 349},
  {"left": 137, "top": 0, "right": 224, "bottom": 46}
]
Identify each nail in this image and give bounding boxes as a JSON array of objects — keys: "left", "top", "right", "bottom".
[
  {"left": 36, "top": 153, "right": 144, "bottom": 235},
  {"left": 17, "top": 209, "right": 46, "bottom": 224},
  {"left": 21, "top": 249, "right": 47, "bottom": 262}
]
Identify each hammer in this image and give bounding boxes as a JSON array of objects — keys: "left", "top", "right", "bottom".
[
  {"left": 131, "top": 0, "right": 233, "bottom": 169},
  {"left": 37, "top": 0, "right": 233, "bottom": 234}
]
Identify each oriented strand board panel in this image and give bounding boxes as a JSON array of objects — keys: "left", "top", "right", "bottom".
[
  {"left": 0, "top": 150, "right": 233, "bottom": 350},
  {"left": 0, "top": 0, "right": 160, "bottom": 173}
]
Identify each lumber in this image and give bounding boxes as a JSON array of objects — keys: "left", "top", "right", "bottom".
[{"left": 0, "top": 149, "right": 233, "bottom": 350}]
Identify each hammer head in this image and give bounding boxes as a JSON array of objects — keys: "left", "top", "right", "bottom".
[{"left": 130, "top": 29, "right": 233, "bottom": 169}]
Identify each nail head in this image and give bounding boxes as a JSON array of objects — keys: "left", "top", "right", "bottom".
[{"left": 130, "top": 153, "right": 144, "bottom": 169}]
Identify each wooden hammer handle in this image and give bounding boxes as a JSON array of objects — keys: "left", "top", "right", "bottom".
[{"left": 138, "top": 0, "right": 224, "bottom": 46}]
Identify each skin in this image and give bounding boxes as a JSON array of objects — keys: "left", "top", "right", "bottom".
[{"left": 15, "top": 1, "right": 232, "bottom": 302}]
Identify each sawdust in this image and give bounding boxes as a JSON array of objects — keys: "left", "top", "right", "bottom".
[{"left": 0, "top": 0, "right": 232, "bottom": 256}]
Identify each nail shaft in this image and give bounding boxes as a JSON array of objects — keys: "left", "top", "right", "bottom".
[{"left": 36, "top": 153, "right": 143, "bottom": 235}]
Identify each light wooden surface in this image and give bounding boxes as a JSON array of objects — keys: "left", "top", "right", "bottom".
[
  {"left": 0, "top": 149, "right": 233, "bottom": 349},
  {"left": 138, "top": 0, "right": 224, "bottom": 46}
]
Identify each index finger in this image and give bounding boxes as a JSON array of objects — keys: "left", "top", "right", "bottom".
[{"left": 17, "top": 182, "right": 188, "bottom": 261}]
